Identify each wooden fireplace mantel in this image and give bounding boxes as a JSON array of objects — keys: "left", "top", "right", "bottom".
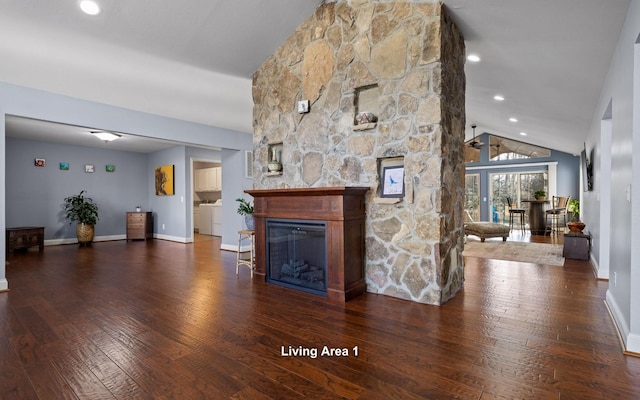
[{"left": 245, "top": 186, "right": 369, "bottom": 304}]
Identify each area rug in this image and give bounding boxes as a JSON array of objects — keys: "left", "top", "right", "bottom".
[{"left": 462, "top": 240, "right": 565, "bottom": 266}]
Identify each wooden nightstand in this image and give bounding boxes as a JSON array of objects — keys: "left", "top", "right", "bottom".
[{"left": 126, "top": 212, "right": 153, "bottom": 241}]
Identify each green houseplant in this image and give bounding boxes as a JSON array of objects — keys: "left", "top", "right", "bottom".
[
  {"left": 567, "top": 198, "right": 580, "bottom": 222},
  {"left": 566, "top": 198, "right": 585, "bottom": 233},
  {"left": 533, "top": 190, "right": 546, "bottom": 200},
  {"left": 235, "top": 197, "right": 254, "bottom": 230},
  {"left": 64, "top": 190, "right": 99, "bottom": 244}
]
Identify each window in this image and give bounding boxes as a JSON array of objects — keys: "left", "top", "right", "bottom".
[{"left": 489, "top": 136, "right": 550, "bottom": 161}]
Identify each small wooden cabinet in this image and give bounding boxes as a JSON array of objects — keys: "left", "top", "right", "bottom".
[
  {"left": 6, "top": 227, "right": 45, "bottom": 255},
  {"left": 126, "top": 212, "right": 153, "bottom": 241},
  {"left": 563, "top": 231, "right": 590, "bottom": 260}
]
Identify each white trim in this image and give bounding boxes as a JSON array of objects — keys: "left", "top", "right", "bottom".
[
  {"left": 45, "top": 234, "right": 126, "bottom": 246},
  {"left": 0, "top": 278, "right": 7, "bottom": 291},
  {"left": 466, "top": 161, "right": 557, "bottom": 171},
  {"left": 220, "top": 243, "right": 252, "bottom": 252},
  {"left": 154, "top": 233, "right": 191, "bottom": 243},
  {"left": 599, "top": 117, "right": 612, "bottom": 281},
  {"left": 606, "top": 290, "right": 630, "bottom": 348}
]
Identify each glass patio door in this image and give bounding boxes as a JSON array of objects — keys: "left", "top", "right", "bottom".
[
  {"left": 489, "top": 171, "right": 547, "bottom": 224},
  {"left": 464, "top": 174, "right": 480, "bottom": 222}
]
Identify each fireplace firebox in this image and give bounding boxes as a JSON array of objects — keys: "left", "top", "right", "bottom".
[
  {"left": 246, "top": 187, "right": 369, "bottom": 304},
  {"left": 266, "top": 219, "right": 327, "bottom": 296}
]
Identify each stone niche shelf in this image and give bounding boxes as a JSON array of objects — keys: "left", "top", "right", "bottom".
[
  {"left": 353, "top": 122, "right": 377, "bottom": 131},
  {"left": 245, "top": 186, "right": 369, "bottom": 305}
]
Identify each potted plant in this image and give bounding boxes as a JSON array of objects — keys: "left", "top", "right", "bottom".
[
  {"left": 566, "top": 198, "right": 585, "bottom": 233},
  {"left": 533, "top": 190, "right": 546, "bottom": 200},
  {"left": 63, "top": 190, "right": 99, "bottom": 245},
  {"left": 235, "top": 197, "right": 255, "bottom": 230}
]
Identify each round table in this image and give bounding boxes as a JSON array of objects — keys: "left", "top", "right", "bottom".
[{"left": 522, "top": 199, "right": 550, "bottom": 235}]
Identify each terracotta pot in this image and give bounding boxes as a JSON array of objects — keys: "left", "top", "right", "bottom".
[
  {"left": 535, "top": 196, "right": 546, "bottom": 201},
  {"left": 76, "top": 223, "right": 95, "bottom": 243},
  {"left": 567, "top": 221, "right": 585, "bottom": 233}
]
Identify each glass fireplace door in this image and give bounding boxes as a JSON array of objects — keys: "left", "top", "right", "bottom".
[{"left": 266, "top": 219, "right": 328, "bottom": 296}]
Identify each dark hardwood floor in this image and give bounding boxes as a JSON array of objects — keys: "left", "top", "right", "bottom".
[{"left": 2, "top": 231, "right": 639, "bottom": 399}]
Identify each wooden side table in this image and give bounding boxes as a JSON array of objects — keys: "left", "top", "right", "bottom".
[
  {"left": 6, "top": 227, "right": 45, "bottom": 255},
  {"left": 126, "top": 212, "right": 153, "bottom": 241},
  {"left": 236, "top": 230, "right": 255, "bottom": 277},
  {"left": 563, "top": 231, "right": 591, "bottom": 260}
]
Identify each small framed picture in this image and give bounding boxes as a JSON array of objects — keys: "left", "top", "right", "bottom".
[
  {"left": 85, "top": 164, "right": 95, "bottom": 173},
  {"left": 59, "top": 162, "right": 69, "bottom": 170},
  {"left": 381, "top": 165, "right": 405, "bottom": 198},
  {"left": 34, "top": 158, "right": 46, "bottom": 167},
  {"left": 106, "top": 164, "right": 115, "bottom": 172}
]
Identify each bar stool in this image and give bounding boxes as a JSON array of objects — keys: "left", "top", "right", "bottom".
[
  {"left": 506, "top": 197, "right": 525, "bottom": 232},
  {"left": 236, "top": 230, "right": 255, "bottom": 277},
  {"left": 545, "top": 196, "right": 570, "bottom": 235}
]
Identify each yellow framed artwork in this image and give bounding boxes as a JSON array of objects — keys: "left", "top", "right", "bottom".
[{"left": 155, "top": 164, "right": 175, "bottom": 196}]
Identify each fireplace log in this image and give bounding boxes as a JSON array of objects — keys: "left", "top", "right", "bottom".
[
  {"left": 301, "top": 269, "right": 324, "bottom": 281},
  {"left": 281, "top": 263, "right": 293, "bottom": 277}
]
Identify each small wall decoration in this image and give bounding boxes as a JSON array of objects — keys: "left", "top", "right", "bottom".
[
  {"left": 59, "top": 162, "right": 69, "bottom": 170},
  {"left": 34, "top": 158, "right": 45, "bottom": 167},
  {"left": 106, "top": 164, "right": 115, "bottom": 173},
  {"left": 85, "top": 164, "right": 95, "bottom": 173},
  {"left": 381, "top": 165, "right": 405, "bottom": 198},
  {"left": 155, "top": 164, "right": 175, "bottom": 196}
]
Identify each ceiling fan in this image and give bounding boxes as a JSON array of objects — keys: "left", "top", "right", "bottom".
[{"left": 468, "top": 124, "right": 484, "bottom": 149}]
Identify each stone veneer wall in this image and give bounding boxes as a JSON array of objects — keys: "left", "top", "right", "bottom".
[{"left": 252, "top": 0, "right": 466, "bottom": 305}]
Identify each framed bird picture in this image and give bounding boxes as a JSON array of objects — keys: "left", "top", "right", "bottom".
[{"left": 381, "top": 165, "right": 404, "bottom": 198}]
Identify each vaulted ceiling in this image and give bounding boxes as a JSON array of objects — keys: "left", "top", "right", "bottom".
[{"left": 0, "top": 0, "right": 631, "bottom": 155}]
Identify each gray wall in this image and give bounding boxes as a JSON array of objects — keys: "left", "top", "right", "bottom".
[
  {"left": 5, "top": 138, "right": 228, "bottom": 243},
  {"left": 584, "top": 0, "right": 640, "bottom": 353},
  {"left": 6, "top": 138, "right": 148, "bottom": 240},
  {"left": 148, "top": 145, "right": 192, "bottom": 241}
]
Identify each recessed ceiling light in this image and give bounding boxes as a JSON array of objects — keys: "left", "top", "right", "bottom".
[
  {"left": 494, "top": 95, "right": 505, "bottom": 101},
  {"left": 91, "top": 131, "right": 120, "bottom": 142},
  {"left": 79, "top": 0, "right": 101, "bottom": 16},
  {"left": 520, "top": 132, "right": 527, "bottom": 136},
  {"left": 467, "top": 54, "right": 481, "bottom": 62},
  {"left": 509, "top": 117, "right": 518, "bottom": 123}
]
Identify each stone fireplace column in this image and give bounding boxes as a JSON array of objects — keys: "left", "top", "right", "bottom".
[{"left": 252, "top": 0, "right": 466, "bottom": 305}]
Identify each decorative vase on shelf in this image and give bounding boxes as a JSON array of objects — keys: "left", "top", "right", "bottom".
[
  {"left": 268, "top": 147, "right": 282, "bottom": 172},
  {"left": 567, "top": 221, "right": 586, "bottom": 233},
  {"left": 245, "top": 215, "right": 255, "bottom": 230}
]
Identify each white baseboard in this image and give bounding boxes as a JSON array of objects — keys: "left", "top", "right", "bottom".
[
  {"left": 45, "top": 234, "right": 126, "bottom": 246},
  {"left": 0, "top": 278, "right": 8, "bottom": 291},
  {"left": 605, "top": 290, "right": 631, "bottom": 350},
  {"left": 45, "top": 234, "right": 193, "bottom": 245},
  {"left": 220, "top": 243, "right": 252, "bottom": 252},
  {"left": 153, "top": 233, "right": 190, "bottom": 243}
]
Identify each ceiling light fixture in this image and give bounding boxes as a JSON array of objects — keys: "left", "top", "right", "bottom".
[
  {"left": 509, "top": 117, "right": 518, "bottom": 122},
  {"left": 467, "top": 54, "right": 481, "bottom": 62},
  {"left": 520, "top": 132, "right": 528, "bottom": 136},
  {"left": 79, "top": 0, "right": 101, "bottom": 16},
  {"left": 494, "top": 95, "right": 505, "bottom": 101},
  {"left": 91, "top": 131, "right": 121, "bottom": 142}
]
